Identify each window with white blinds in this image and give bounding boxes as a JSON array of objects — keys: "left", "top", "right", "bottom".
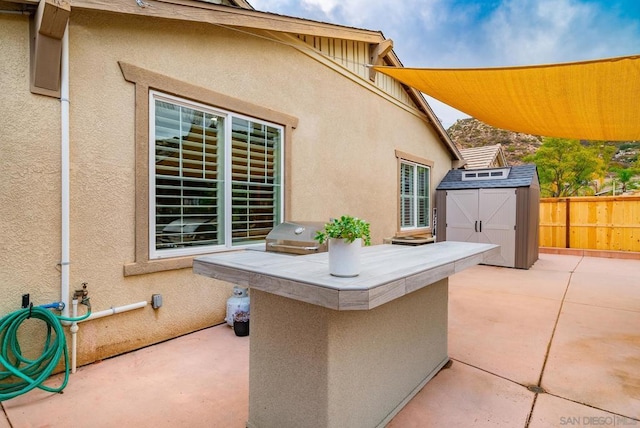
[
  {"left": 150, "top": 92, "right": 283, "bottom": 258},
  {"left": 400, "top": 161, "right": 430, "bottom": 229},
  {"left": 231, "top": 118, "right": 282, "bottom": 246}
]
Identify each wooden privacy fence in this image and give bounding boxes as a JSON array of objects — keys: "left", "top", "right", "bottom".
[{"left": 539, "top": 196, "right": 640, "bottom": 252}]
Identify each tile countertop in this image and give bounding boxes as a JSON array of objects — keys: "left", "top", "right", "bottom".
[{"left": 193, "top": 241, "right": 500, "bottom": 311}]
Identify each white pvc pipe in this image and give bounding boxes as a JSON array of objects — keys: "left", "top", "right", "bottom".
[
  {"left": 60, "top": 25, "right": 70, "bottom": 318},
  {"left": 80, "top": 301, "right": 148, "bottom": 323},
  {"left": 70, "top": 299, "right": 79, "bottom": 373},
  {"left": 56, "top": 19, "right": 149, "bottom": 374},
  {"left": 57, "top": 21, "right": 149, "bottom": 374}
]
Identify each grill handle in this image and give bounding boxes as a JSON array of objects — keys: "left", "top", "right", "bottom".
[{"left": 267, "top": 243, "right": 320, "bottom": 251}]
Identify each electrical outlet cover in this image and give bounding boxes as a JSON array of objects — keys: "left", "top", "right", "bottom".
[{"left": 152, "top": 294, "right": 162, "bottom": 309}]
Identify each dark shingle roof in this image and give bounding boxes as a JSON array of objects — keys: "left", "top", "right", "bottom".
[{"left": 436, "top": 164, "right": 538, "bottom": 190}]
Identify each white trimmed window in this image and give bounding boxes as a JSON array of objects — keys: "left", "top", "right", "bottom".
[
  {"left": 400, "top": 160, "right": 430, "bottom": 230},
  {"left": 150, "top": 91, "right": 283, "bottom": 258}
]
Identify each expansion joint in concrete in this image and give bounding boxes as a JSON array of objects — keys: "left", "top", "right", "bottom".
[{"left": 525, "top": 256, "right": 583, "bottom": 428}]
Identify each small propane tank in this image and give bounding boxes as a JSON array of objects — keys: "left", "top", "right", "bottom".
[{"left": 225, "top": 286, "right": 250, "bottom": 327}]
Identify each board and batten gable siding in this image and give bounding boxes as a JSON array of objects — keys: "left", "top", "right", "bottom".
[{"left": 296, "top": 35, "right": 418, "bottom": 109}]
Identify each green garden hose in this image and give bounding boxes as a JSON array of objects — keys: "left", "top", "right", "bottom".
[{"left": 0, "top": 302, "right": 91, "bottom": 401}]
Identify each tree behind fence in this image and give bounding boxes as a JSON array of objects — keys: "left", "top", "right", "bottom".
[{"left": 539, "top": 196, "right": 640, "bottom": 252}]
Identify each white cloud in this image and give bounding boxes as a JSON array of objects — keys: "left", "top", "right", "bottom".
[
  {"left": 483, "top": 0, "right": 640, "bottom": 65},
  {"left": 252, "top": 0, "right": 640, "bottom": 66},
  {"left": 300, "top": 0, "right": 340, "bottom": 17}
]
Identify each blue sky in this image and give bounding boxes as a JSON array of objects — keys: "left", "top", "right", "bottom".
[{"left": 248, "top": 0, "right": 640, "bottom": 128}]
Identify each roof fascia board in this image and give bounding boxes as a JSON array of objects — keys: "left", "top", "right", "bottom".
[
  {"left": 0, "top": 0, "right": 36, "bottom": 10},
  {"left": 413, "top": 91, "right": 462, "bottom": 161},
  {"left": 497, "top": 146, "right": 508, "bottom": 166},
  {"left": 69, "top": 0, "right": 382, "bottom": 43},
  {"left": 379, "top": 49, "right": 462, "bottom": 161},
  {"left": 230, "top": 0, "right": 253, "bottom": 9},
  {"left": 0, "top": 1, "right": 34, "bottom": 11}
]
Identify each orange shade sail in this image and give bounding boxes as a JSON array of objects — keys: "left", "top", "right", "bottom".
[{"left": 374, "top": 55, "right": 640, "bottom": 141}]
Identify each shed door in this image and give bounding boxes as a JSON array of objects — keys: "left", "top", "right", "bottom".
[
  {"left": 445, "top": 188, "right": 517, "bottom": 267},
  {"left": 478, "top": 188, "right": 516, "bottom": 267},
  {"left": 446, "top": 190, "right": 479, "bottom": 243}
]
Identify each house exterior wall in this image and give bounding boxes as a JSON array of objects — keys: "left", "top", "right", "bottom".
[
  {"left": 0, "top": 14, "right": 64, "bottom": 318},
  {"left": 1, "top": 9, "right": 454, "bottom": 366}
]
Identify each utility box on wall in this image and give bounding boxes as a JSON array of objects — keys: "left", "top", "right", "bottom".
[{"left": 435, "top": 164, "right": 540, "bottom": 269}]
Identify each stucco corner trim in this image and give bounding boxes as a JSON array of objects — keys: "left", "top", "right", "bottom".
[
  {"left": 118, "top": 61, "right": 142, "bottom": 85},
  {"left": 117, "top": 61, "right": 298, "bottom": 128},
  {"left": 394, "top": 150, "right": 434, "bottom": 168}
]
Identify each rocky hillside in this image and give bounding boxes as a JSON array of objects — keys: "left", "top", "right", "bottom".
[
  {"left": 446, "top": 118, "right": 541, "bottom": 166},
  {"left": 446, "top": 118, "right": 639, "bottom": 167}
]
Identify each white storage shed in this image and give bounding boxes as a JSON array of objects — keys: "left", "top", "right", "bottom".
[{"left": 435, "top": 164, "right": 540, "bottom": 269}]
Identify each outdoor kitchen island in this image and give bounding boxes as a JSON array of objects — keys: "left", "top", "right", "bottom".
[{"left": 194, "top": 241, "right": 499, "bottom": 428}]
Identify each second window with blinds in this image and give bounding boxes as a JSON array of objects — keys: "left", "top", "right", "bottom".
[
  {"left": 151, "top": 91, "right": 284, "bottom": 259},
  {"left": 399, "top": 157, "right": 431, "bottom": 231}
]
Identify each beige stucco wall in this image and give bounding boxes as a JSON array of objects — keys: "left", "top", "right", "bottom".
[
  {"left": 0, "top": 14, "right": 65, "bottom": 322},
  {"left": 1, "top": 9, "right": 455, "bottom": 366}
]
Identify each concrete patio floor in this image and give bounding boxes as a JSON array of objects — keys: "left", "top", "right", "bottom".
[{"left": 2, "top": 253, "right": 639, "bottom": 427}]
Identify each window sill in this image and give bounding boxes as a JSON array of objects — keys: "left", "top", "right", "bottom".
[
  {"left": 395, "top": 228, "right": 432, "bottom": 238},
  {"left": 384, "top": 235, "right": 435, "bottom": 246},
  {"left": 124, "top": 247, "right": 252, "bottom": 276},
  {"left": 124, "top": 257, "right": 196, "bottom": 276}
]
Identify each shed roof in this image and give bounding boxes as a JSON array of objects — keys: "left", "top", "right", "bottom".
[{"left": 436, "top": 164, "right": 538, "bottom": 190}]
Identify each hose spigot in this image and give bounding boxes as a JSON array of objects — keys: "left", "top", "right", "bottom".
[{"left": 74, "top": 283, "right": 91, "bottom": 309}]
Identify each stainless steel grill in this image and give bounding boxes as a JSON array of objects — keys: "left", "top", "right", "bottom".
[{"left": 265, "top": 221, "right": 328, "bottom": 255}]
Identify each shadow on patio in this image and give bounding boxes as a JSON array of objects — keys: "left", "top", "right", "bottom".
[{"left": 2, "top": 253, "right": 639, "bottom": 427}]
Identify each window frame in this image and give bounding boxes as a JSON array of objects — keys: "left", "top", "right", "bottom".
[
  {"left": 119, "top": 62, "right": 297, "bottom": 276},
  {"left": 148, "top": 91, "right": 285, "bottom": 260},
  {"left": 395, "top": 150, "right": 433, "bottom": 236}
]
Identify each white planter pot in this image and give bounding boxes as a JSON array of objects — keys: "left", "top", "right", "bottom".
[{"left": 328, "top": 238, "right": 362, "bottom": 277}]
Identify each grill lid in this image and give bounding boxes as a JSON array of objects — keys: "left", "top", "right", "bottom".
[{"left": 265, "top": 221, "right": 328, "bottom": 255}]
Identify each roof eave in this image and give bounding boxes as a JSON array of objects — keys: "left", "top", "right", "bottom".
[
  {"left": 232, "top": 0, "right": 254, "bottom": 9},
  {"left": 383, "top": 50, "right": 464, "bottom": 163},
  {"left": 68, "top": 0, "right": 382, "bottom": 43}
]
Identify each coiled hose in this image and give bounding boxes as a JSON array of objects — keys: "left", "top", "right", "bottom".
[{"left": 0, "top": 302, "right": 91, "bottom": 401}]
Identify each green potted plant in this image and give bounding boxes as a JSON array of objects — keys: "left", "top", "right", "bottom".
[
  {"left": 314, "top": 215, "right": 371, "bottom": 277},
  {"left": 233, "top": 310, "right": 250, "bottom": 337}
]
